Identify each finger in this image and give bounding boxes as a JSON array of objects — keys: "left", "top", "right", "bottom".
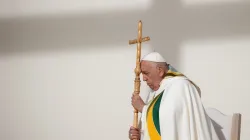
[
  {"left": 130, "top": 126, "right": 140, "bottom": 131},
  {"left": 131, "top": 132, "right": 140, "bottom": 136},
  {"left": 131, "top": 135, "right": 140, "bottom": 139},
  {"left": 130, "top": 130, "right": 140, "bottom": 134},
  {"left": 129, "top": 129, "right": 136, "bottom": 133},
  {"left": 130, "top": 126, "right": 137, "bottom": 130},
  {"left": 129, "top": 133, "right": 140, "bottom": 137},
  {"left": 130, "top": 126, "right": 137, "bottom": 132},
  {"left": 129, "top": 132, "right": 139, "bottom": 139}
]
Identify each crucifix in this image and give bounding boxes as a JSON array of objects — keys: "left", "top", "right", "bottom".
[{"left": 129, "top": 20, "right": 150, "bottom": 129}]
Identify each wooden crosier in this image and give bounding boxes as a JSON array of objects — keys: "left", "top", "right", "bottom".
[{"left": 129, "top": 20, "right": 150, "bottom": 129}]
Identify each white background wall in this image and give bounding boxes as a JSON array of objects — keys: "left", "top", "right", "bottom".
[{"left": 0, "top": 0, "right": 250, "bottom": 140}]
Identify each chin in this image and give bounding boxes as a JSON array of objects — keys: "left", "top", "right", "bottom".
[{"left": 148, "top": 85, "right": 154, "bottom": 90}]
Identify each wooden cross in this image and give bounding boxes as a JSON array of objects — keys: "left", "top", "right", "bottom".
[
  {"left": 129, "top": 20, "right": 150, "bottom": 128},
  {"left": 129, "top": 20, "right": 150, "bottom": 45}
]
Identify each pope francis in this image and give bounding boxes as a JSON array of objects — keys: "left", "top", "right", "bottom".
[{"left": 129, "top": 52, "right": 219, "bottom": 140}]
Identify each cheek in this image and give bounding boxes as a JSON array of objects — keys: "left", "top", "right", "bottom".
[
  {"left": 147, "top": 75, "right": 154, "bottom": 82},
  {"left": 149, "top": 74, "right": 158, "bottom": 82}
]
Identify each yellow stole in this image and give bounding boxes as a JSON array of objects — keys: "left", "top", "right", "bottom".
[{"left": 146, "top": 64, "right": 185, "bottom": 140}]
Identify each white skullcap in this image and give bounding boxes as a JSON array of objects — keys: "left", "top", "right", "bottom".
[{"left": 141, "top": 52, "right": 166, "bottom": 62}]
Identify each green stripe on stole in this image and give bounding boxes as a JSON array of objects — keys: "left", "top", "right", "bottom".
[{"left": 146, "top": 90, "right": 164, "bottom": 140}]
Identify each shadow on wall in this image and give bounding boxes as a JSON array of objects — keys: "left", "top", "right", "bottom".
[{"left": 0, "top": 0, "right": 250, "bottom": 67}]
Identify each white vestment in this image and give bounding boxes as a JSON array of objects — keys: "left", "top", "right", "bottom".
[{"left": 139, "top": 76, "right": 219, "bottom": 140}]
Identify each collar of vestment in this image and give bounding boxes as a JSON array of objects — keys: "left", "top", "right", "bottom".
[
  {"left": 149, "top": 64, "right": 201, "bottom": 99},
  {"left": 153, "top": 64, "right": 185, "bottom": 97},
  {"left": 154, "top": 76, "right": 185, "bottom": 97}
]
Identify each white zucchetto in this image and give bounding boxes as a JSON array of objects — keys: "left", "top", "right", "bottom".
[{"left": 141, "top": 52, "right": 166, "bottom": 62}]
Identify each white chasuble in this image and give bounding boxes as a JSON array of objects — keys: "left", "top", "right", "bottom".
[{"left": 139, "top": 76, "right": 219, "bottom": 140}]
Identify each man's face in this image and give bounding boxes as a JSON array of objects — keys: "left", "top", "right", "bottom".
[{"left": 141, "top": 60, "right": 162, "bottom": 91}]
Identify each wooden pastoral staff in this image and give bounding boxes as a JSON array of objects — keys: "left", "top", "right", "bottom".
[{"left": 128, "top": 20, "right": 150, "bottom": 130}]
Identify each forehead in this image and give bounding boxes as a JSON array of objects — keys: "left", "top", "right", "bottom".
[{"left": 141, "top": 61, "right": 153, "bottom": 71}]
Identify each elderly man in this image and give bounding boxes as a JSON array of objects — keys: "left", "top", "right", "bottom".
[{"left": 129, "top": 52, "right": 219, "bottom": 140}]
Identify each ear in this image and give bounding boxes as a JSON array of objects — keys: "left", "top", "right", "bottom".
[{"left": 158, "top": 67, "right": 165, "bottom": 77}]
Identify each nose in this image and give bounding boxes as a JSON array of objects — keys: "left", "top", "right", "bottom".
[{"left": 142, "top": 74, "right": 147, "bottom": 81}]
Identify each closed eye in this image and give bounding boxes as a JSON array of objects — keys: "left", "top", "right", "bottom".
[{"left": 142, "top": 71, "right": 149, "bottom": 75}]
